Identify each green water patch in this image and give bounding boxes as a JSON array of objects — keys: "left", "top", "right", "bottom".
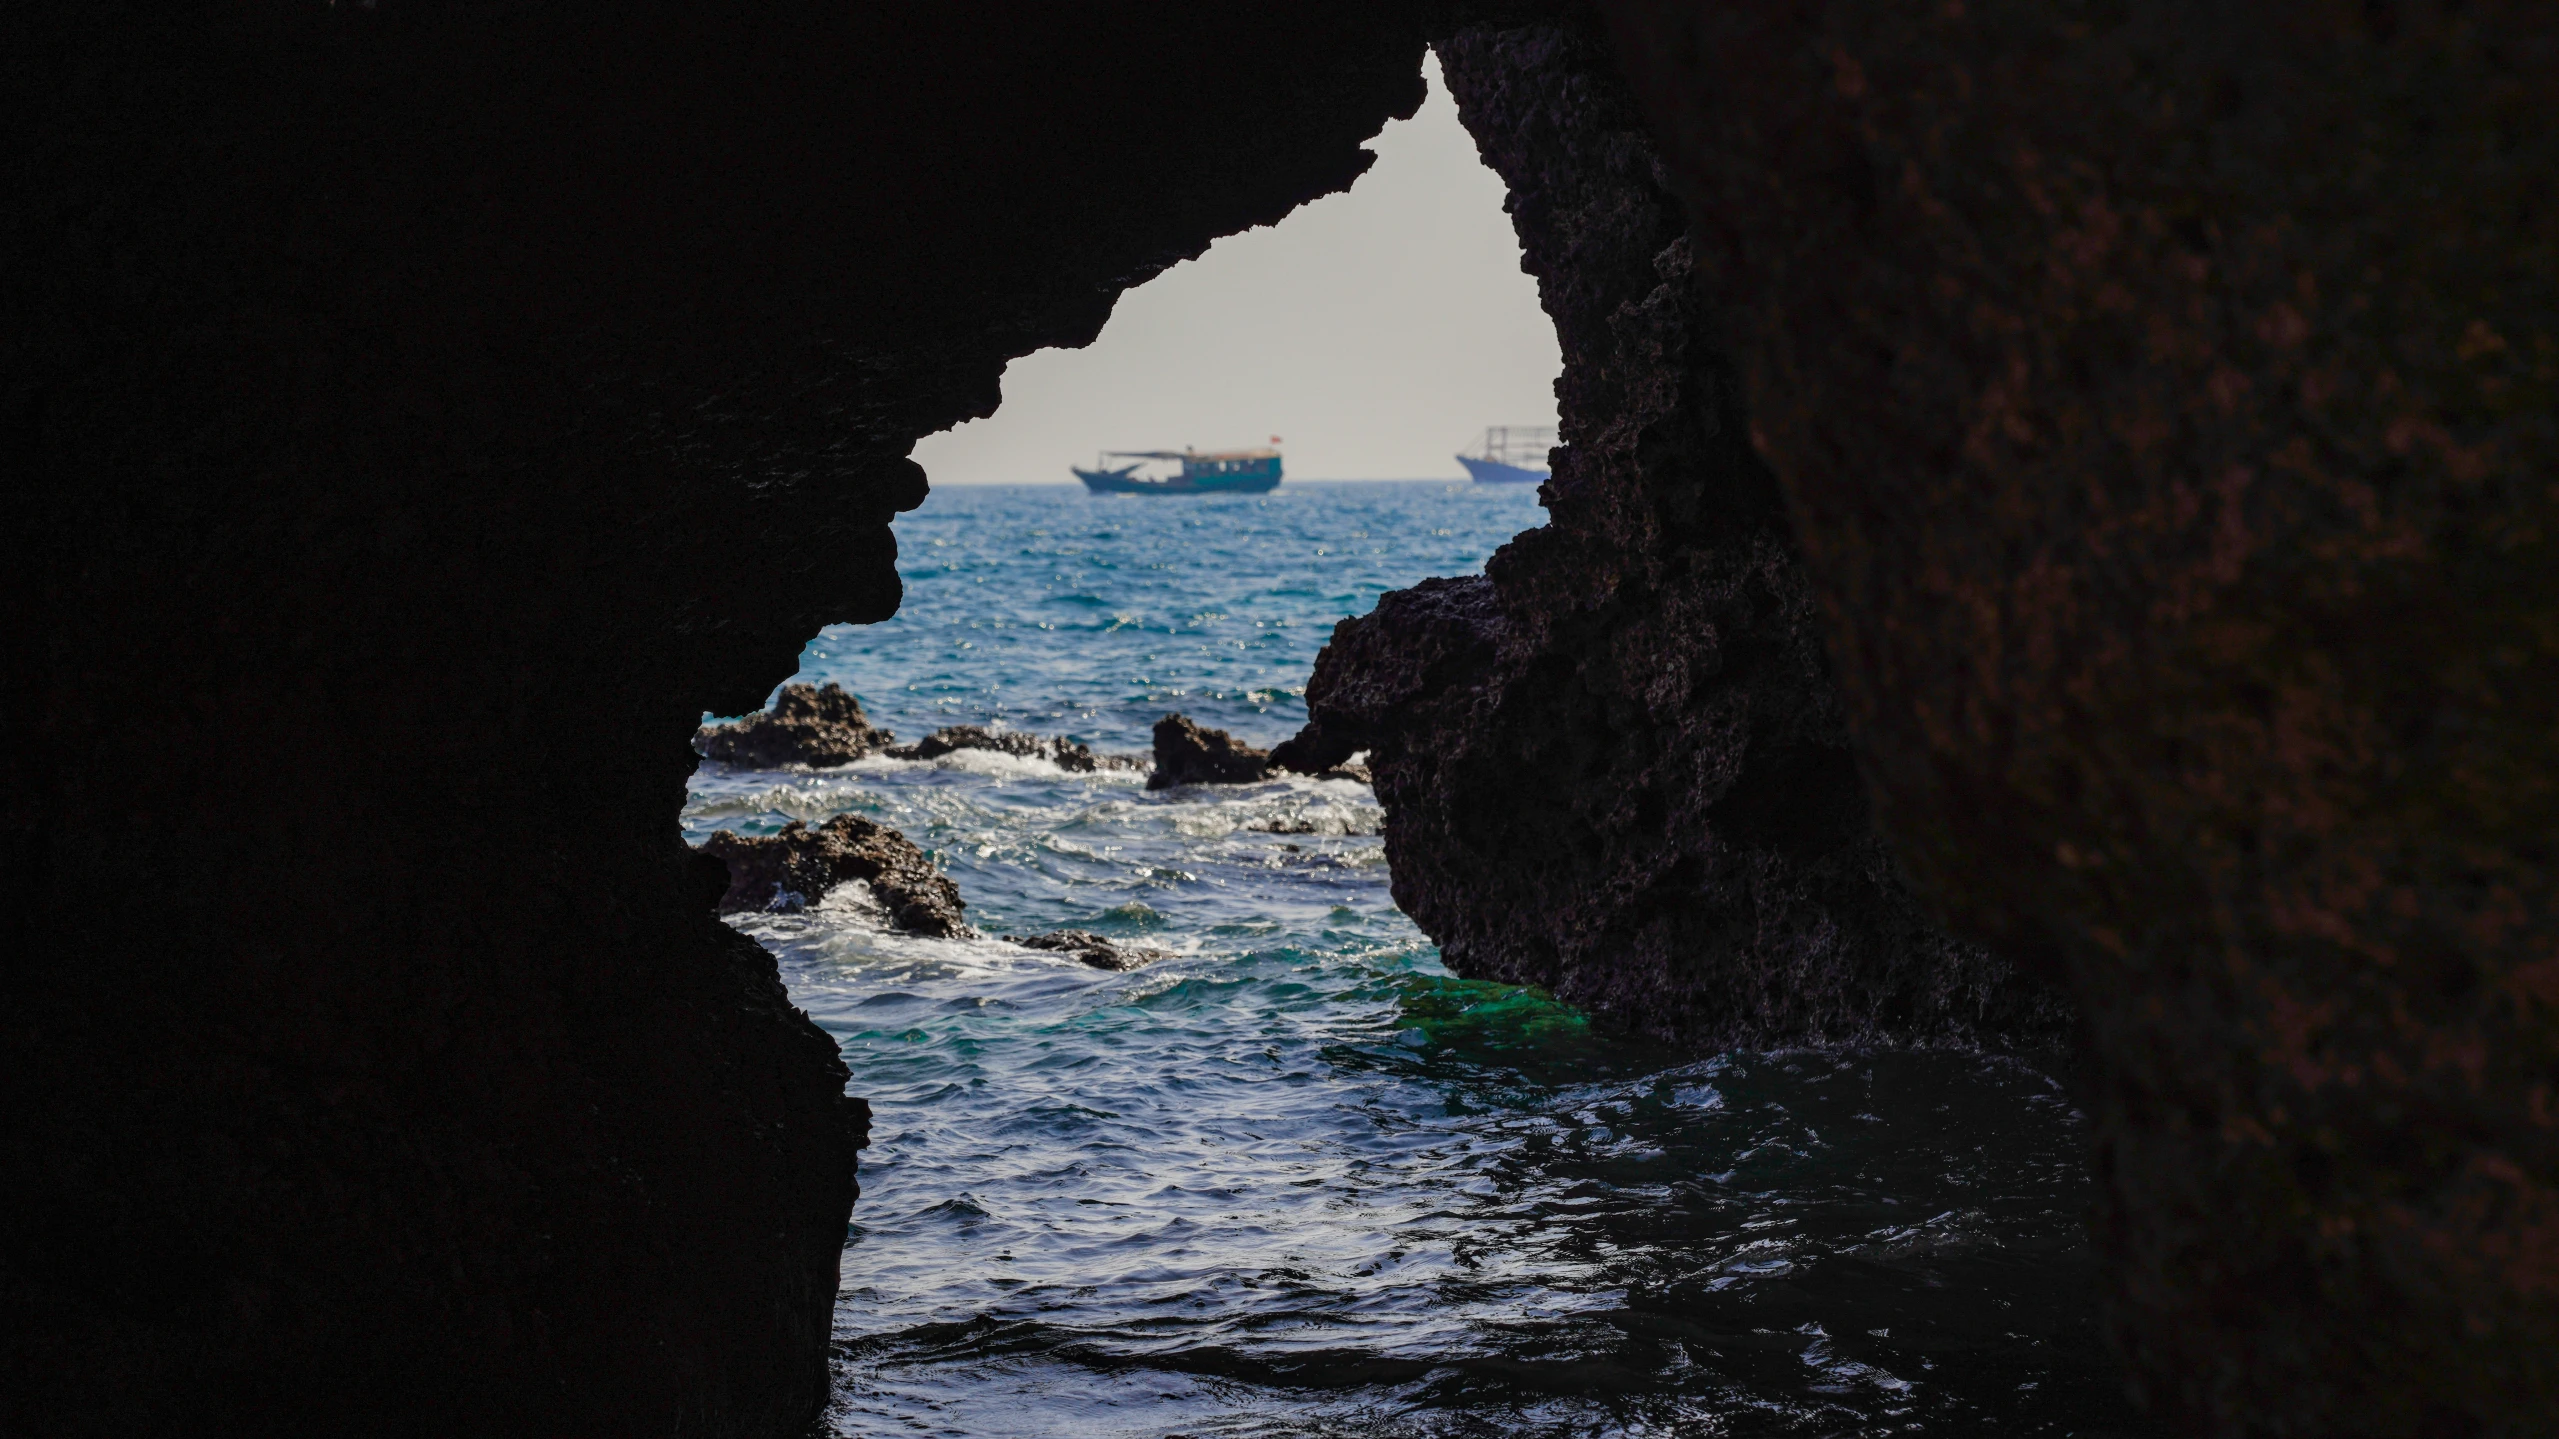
[
  {"left": 1393, "top": 972, "right": 1590, "bottom": 1051},
  {"left": 1319, "top": 968, "right": 1682, "bottom": 1092}
]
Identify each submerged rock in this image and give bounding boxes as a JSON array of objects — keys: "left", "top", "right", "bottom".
[
  {"left": 698, "top": 815, "right": 972, "bottom": 939},
  {"left": 1146, "top": 714, "right": 1271, "bottom": 789},
  {"left": 693, "top": 682, "right": 896, "bottom": 769},
  {"left": 1005, "top": 929, "right": 1169, "bottom": 972},
  {"left": 887, "top": 724, "right": 1145, "bottom": 773}
]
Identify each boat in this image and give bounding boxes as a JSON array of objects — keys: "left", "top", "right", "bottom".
[
  {"left": 1074, "top": 445, "right": 1283, "bottom": 495},
  {"left": 1455, "top": 425, "right": 1556, "bottom": 484}
]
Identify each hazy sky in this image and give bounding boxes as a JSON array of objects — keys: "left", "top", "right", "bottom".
[{"left": 912, "top": 55, "right": 1561, "bottom": 485}]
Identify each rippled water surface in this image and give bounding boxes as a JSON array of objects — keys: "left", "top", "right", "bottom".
[{"left": 683, "top": 483, "right": 2151, "bottom": 1437}]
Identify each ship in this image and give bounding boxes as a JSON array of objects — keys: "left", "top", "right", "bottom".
[
  {"left": 1073, "top": 444, "right": 1283, "bottom": 495},
  {"left": 1455, "top": 425, "right": 1555, "bottom": 484}
]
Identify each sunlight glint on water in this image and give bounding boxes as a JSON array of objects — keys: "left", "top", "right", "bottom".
[{"left": 680, "top": 482, "right": 2151, "bottom": 1437}]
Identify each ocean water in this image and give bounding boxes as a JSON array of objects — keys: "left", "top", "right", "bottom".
[{"left": 681, "top": 482, "right": 2152, "bottom": 1438}]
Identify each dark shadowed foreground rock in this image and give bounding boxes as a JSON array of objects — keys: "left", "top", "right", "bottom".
[
  {"left": 1006, "top": 930, "right": 1171, "bottom": 972},
  {"left": 699, "top": 817, "right": 972, "bottom": 939},
  {"left": 1293, "top": 21, "right": 2072, "bottom": 1054},
  {"left": 887, "top": 725, "right": 1145, "bottom": 773},
  {"left": 8, "top": 3, "right": 1443, "bottom": 1430},
  {"left": 695, "top": 682, "right": 897, "bottom": 768},
  {"left": 1598, "top": 0, "right": 2559, "bottom": 1432},
  {"left": 1147, "top": 714, "right": 1273, "bottom": 790}
]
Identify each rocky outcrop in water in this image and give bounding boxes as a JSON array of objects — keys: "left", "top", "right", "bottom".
[
  {"left": 1291, "top": 22, "right": 2072, "bottom": 1054},
  {"left": 887, "top": 725, "right": 1145, "bottom": 773},
  {"left": 1153, "top": 712, "right": 1374, "bottom": 789},
  {"left": 1147, "top": 714, "right": 1273, "bottom": 790},
  {"left": 698, "top": 816, "right": 973, "bottom": 938},
  {"left": 8, "top": 5, "right": 1443, "bottom": 1431},
  {"left": 1264, "top": 738, "right": 1373, "bottom": 787},
  {"left": 1006, "top": 930, "right": 1170, "bottom": 972},
  {"left": 695, "top": 683, "right": 897, "bottom": 768}
]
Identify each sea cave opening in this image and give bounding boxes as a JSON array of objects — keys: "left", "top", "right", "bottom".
[{"left": 682, "top": 38, "right": 2139, "bottom": 1439}]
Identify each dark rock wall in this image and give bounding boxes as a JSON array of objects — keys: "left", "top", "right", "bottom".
[
  {"left": 1599, "top": 1, "right": 2558, "bottom": 1433},
  {"left": 1295, "top": 20, "right": 2072, "bottom": 1050},
  {"left": 4, "top": 4, "right": 1436, "bottom": 1433}
]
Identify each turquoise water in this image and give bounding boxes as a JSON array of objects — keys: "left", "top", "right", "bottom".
[{"left": 682, "top": 482, "right": 2150, "bottom": 1437}]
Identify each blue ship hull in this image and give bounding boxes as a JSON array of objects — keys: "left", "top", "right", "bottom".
[{"left": 1456, "top": 454, "right": 1548, "bottom": 485}]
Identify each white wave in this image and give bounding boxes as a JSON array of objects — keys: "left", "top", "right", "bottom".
[
  {"left": 1166, "top": 795, "right": 1383, "bottom": 840},
  {"left": 686, "top": 780, "right": 880, "bottom": 824}
]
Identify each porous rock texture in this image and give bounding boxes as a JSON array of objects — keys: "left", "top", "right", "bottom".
[
  {"left": 695, "top": 682, "right": 897, "bottom": 768},
  {"left": 1292, "top": 21, "right": 2074, "bottom": 1052},
  {"left": 1590, "top": 3, "right": 2555, "bottom": 1434},
  {"left": 5, "top": 4, "right": 1451, "bottom": 1433},
  {"left": 699, "top": 817, "right": 973, "bottom": 939}
]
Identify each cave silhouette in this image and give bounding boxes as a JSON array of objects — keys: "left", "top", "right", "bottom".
[{"left": 10, "top": 2, "right": 2550, "bottom": 1436}]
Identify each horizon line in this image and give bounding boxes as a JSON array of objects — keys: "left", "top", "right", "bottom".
[{"left": 922, "top": 475, "right": 1530, "bottom": 487}]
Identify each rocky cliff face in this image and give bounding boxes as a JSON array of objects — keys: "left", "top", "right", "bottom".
[
  {"left": 1589, "top": 3, "right": 2557, "bottom": 1433},
  {"left": 3, "top": 5, "right": 1437, "bottom": 1433},
  {"left": 1297, "top": 9, "right": 2557, "bottom": 1430},
  {"left": 1291, "top": 21, "right": 2074, "bottom": 1051}
]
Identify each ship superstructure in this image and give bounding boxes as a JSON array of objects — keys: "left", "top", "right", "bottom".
[{"left": 1455, "top": 425, "right": 1555, "bottom": 484}]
